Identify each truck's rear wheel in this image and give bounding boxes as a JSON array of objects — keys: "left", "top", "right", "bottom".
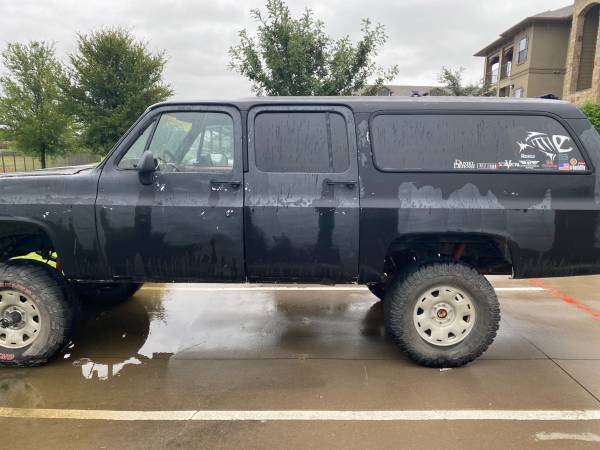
[
  {"left": 385, "top": 262, "right": 500, "bottom": 367},
  {"left": 0, "top": 261, "right": 76, "bottom": 367},
  {"left": 71, "top": 282, "right": 142, "bottom": 304}
]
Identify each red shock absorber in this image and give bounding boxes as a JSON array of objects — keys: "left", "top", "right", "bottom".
[
  {"left": 452, "top": 243, "right": 466, "bottom": 261},
  {"left": 55, "top": 258, "right": 63, "bottom": 273}
]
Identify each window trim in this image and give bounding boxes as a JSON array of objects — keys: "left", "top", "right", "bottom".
[
  {"left": 247, "top": 105, "right": 356, "bottom": 175},
  {"left": 368, "top": 110, "right": 593, "bottom": 175},
  {"left": 111, "top": 107, "right": 239, "bottom": 173}
]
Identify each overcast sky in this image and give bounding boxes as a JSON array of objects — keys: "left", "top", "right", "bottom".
[{"left": 0, "top": 0, "right": 571, "bottom": 98}]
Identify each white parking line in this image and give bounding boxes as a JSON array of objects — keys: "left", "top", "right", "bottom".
[
  {"left": 1, "top": 408, "right": 599, "bottom": 421},
  {"left": 141, "top": 286, "right": 544, "bottom": 292},
  {"left": 535, "top": 432, "right": 600, "bottom": 443}
]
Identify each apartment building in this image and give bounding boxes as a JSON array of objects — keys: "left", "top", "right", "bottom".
[{"left": 475, "top": 5, "right": 573, "bottom": 99}]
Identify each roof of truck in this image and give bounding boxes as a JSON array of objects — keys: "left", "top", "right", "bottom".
[{"left": 148, "top": 96, "right": 585, "bottom": 119}]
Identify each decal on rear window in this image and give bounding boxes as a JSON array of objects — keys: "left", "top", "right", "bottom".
[{"left": 371, "top": 114, "right": 587, "bottom": 172}]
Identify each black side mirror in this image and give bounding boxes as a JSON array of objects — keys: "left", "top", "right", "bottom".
[{"left": 137, "top": 150, "right": 157, "bottom": 185}]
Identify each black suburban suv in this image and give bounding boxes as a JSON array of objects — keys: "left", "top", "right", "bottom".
[{"left": 1, "top": 96, "right": 599, "bottom": 368}]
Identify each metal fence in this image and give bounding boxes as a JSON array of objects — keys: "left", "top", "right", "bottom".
[{"left": 0, "top": 151, "right": 101, "bottom": 173}]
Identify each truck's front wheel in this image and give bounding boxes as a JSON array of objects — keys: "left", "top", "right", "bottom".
[
  {"left": 385, "top": 262, "right": 500, "bottom": 367},
  {"left": 0, "top": 261, "right": 76, "bottom": 367}
]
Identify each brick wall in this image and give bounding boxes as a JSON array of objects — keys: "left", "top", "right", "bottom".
[{"left": 563, "top": 1, "right": 600, "bottom": 104}]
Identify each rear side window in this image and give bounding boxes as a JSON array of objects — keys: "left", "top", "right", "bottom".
[
  {"left": 254, "top": 112, "right": 350, "bottom": 173},
  {"left": 371, "top": 114, "right": 587, "bottom": 172}
]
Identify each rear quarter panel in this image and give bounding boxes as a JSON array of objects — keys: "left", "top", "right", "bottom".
[{"left": 357, "top": 112, "right": 600, "bottom": 281}]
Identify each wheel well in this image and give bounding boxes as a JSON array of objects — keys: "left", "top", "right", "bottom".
[
  {"left": 0, "top": 222, "right": 56, "bottom": 262},
  {"left": 382, "top": 234, "right": 513, "bottom": 281}
]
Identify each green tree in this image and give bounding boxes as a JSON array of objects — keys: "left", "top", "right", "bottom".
[
  {"left": 0, "top": 41, "right": 74, "bottom": 168},
  {"left": 430, "top": 67, "right": 492, "bottom": 97},
  {"left": 65, "top": 28, "right": 173, "bottom": 155},
  {"left": 580, "top": 101, "right": 600, "bottom": 133},
  {"left": 229, "top": 0, "right": 398, "bottom": 96}
]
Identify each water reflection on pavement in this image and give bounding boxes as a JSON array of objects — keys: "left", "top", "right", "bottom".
[{"left": 65, "top": 285, "right": 388, "bottom": 382}]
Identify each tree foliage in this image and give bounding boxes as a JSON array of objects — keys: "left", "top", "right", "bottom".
[
  {"left": 229, "top": 0, "right": 398, "bottom": 96},
  {"left": 430, "top": 67, "right": 492, "bottom": 97},
  {"left": 0, "top": 41, "right": 74, "bottom": 167},
  {"left": 64, "top": 28, "right": 173, "bottom": 155},
  {"left": 580, "top": 101, "right": 600, "bottom": 133}
]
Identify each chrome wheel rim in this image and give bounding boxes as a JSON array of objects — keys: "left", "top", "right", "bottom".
[
  {"left": 413, "top": 285, "right": 476, "bottom": 347},
  {"left": 0, "top": 290, "right": 42, "bottom": 349}
]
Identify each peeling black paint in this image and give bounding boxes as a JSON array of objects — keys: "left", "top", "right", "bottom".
[{"left": 0, "top": 97, "right": 598, "bottom": 284}]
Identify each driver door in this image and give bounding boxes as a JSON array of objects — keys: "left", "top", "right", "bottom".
[{"left": 95, "top": 105, "right": 244, "bottom": 282}]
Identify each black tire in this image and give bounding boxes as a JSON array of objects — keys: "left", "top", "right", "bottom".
[
  {"left": 368, "top": 283, "right": 386, "bottom": 301},
  {"left": 0, "top": 260, "right": 77, "bottom": 367},
  {"left": 385, "top": 262, "right": 500, "bottom": 368},
  {"left": 10, "top": 259, "right": 81, "bottom": 325},
  {"left": 72, "top": 282, "right": 143, "bottom": 304}
]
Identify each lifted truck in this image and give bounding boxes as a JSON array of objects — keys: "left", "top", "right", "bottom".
[{"left": 1, "top": 96, "right": 599, "bottom": 368}]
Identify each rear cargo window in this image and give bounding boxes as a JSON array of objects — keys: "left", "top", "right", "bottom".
[
  {"left": 254, "top": 112, "right": 350, "bottom": 173},
  {"left": 371, "top": 114, "right": 587, "bottom": 172}
]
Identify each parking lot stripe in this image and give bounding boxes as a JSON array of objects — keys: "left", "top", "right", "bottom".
[
  {"left": 140, "top": 286, "right": 544, "bottom": 292},
  {"left": 1, "top": 408, "right": 599, "bottom": 422}
]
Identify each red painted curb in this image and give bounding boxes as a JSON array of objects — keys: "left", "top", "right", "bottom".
[{"left": 528, "top": 279, "right": 600, "bottom": 322}]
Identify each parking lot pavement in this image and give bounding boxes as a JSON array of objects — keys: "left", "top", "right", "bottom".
[{"left": 1, "top": 277, "right": 599, "bottom": 449}]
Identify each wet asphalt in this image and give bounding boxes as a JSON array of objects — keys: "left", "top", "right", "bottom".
[{"left": 1, "top": 276, "right": 599, "bottom": 449}]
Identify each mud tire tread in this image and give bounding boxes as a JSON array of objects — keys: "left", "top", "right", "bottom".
[
  {"left": 384, "top": 262, "right": 500, "bottom": 368},
  {"left": 0, "top": 260, "right": 76, "bottom": 367}
]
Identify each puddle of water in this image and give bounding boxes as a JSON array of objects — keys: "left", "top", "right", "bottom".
[{"left": 57, "top": 287, "right": 382, "bottom": 381}]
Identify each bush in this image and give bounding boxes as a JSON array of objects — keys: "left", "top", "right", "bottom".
[{"left": 580, "top": 101, "right": 600, "bottom": 132}]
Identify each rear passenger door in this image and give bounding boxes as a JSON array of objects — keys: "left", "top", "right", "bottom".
[{"left": 245, "top": 105, "right": 359, "bottom": 282}]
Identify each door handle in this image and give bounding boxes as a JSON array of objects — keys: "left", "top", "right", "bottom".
[
  {"left": 324, "top": 179, "right": 357, "bottom": 189},
  {"left": 210, "top": 179, "right": 242, "bottom": 188}
]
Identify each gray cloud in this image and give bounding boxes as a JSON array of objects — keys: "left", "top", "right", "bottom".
[{"left": 0, "top": 0, "right": 570, "bottom": 98}]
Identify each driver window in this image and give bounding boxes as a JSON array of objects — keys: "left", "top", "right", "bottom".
[{"left": 146, "top": 111, "right": 234, "bottom": 173}]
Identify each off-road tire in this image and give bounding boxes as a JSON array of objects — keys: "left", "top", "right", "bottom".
[
  {"left": 0, "top": 261, "right": 77, "bottom": 367},
  {"left": 72, "top": 282, "right": 143, "bottom": 304},
  {"left": 10, "top": 259, "right": 81, "bottom": 325},
  {"left": 385, "top": 262, "right": 500, "bottom": 368}
]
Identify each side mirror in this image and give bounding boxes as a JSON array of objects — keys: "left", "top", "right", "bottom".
[{"left": 137, "top": 150, "right": 157, "bottom": 185}]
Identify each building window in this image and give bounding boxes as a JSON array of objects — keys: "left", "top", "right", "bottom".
[
  {"left": 501, "top": 47, "right": 513, "bottom": 79},
  {"left": 576, "top": 4, "right": 599, "bottom": 91},
  {"left": 487, "top": 55, "right": 500, "bottom": 84},
  {"left": 516, "top": 36, "right": 528, "bottom": 64},
  {"left": 513, "top": 87, "right": 524, "bottom": 98},
  {"left": 491, "top": 62, "right": 499, "bottom": 83}
]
